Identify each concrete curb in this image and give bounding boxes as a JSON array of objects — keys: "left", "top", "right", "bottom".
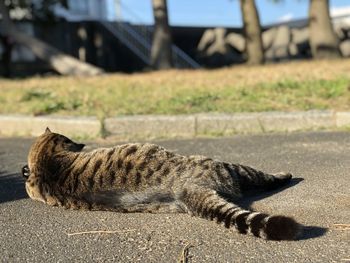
[
  {"left": 0, "top": 111, "right": 349, "bottom": 140},
  {"left": 104, "top": 115, "right": 196, "bottom": 140},
  {"left": 0, "top": 115, "right": 100, "bottom": 138}
]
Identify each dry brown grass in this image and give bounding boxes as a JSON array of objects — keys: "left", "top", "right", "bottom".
[{"left": 0, "top": 58, "right": 349, "bottom": 117}]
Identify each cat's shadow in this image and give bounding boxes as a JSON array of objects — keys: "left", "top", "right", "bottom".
[
  {"left": 0, "top": 171, "right": 28, "bottom": 204},
  {"left": 224, "top": 178, "right": 328, "bottom": 240},
  {"left": 237, "top": 177, "right": 304, "bottom": 208}
]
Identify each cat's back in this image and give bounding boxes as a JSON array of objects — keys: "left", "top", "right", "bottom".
[
  {"left": 98, "top": 142, "right": 177, "bottom": 162},
  {"left": 112, "top": 142, "right": 182, "bottom": 172},
  {"left": 82, "top": 142, "right": 183, "bottom": 181}
]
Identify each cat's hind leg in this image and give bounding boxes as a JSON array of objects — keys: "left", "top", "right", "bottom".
[
  {"left": 225, "top": 163, "right": 293, "bottom": 192},
  {"left": 179, "top": 186, "right": 300, "bottom": 240}
]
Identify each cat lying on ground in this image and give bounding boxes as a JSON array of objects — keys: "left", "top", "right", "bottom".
[{"left": 22, "top": 128, "right": 301, "bottom": 240}]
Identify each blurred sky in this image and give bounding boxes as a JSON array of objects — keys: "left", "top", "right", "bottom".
[{"left": 115, "top": 0, "right": 350, "bottom": 27}]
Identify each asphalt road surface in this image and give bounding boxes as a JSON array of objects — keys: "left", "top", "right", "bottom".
[{"left": 0, "top": 131, "right": 349, "bottom": 262}]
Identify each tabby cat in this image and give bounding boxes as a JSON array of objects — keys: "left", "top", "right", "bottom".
[{"left": 22, "top": 128, "right": 301, "bottom": 240}]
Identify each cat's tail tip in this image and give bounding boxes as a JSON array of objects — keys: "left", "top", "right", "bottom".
[{"left": 261, "top": 215, "right": 302, "bottom": 241}]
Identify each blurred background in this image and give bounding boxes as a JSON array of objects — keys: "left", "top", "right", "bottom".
[
  {"left": 0, "top": 0, "right": 349, "bottom": 76},
  {"left": 0, "top": 0, "right": 349, "bottom": 121}
]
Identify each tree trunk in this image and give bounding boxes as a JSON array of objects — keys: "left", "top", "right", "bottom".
[
  {"left": 309, "top": 0, "right": 341, "bottom": 59},
  {"left": 151, "top": 0, "right": 173, "bottom": 69},
  {"left": 0, "top": 1, "right": 103, "bottom": 76},
  {"left": 0, "top": 35, "right": 13, "bottom": 77},
  {"left": 239, "top": 0, "right": 264, "bottom": 65}
]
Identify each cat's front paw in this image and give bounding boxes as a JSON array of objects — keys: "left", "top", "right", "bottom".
[{"left": 22, "top": 165, "right": 30, "bottom": 178}]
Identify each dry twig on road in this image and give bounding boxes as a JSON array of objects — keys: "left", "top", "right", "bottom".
[
  {"left": 66, "top": 229, "right": 136, "bottom": 236},
  {"left": 178, "top": 243, "right": 193, "bottom": 263}
]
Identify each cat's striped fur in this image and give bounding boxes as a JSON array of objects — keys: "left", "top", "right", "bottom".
[{"left": 22, "top": 128, "right": 301, "bottom": 240}]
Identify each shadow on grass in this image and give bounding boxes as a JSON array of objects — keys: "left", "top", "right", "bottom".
[
  {"left": 232, "top": 177, "right": 328, "bottom": 240},
  {"left": 0, "top": 171, "right": 28, "bottom": 204}
]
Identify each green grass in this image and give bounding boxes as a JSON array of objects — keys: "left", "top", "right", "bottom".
[{"left": 0, "top": 59, "right": 349, "bottom": 117}]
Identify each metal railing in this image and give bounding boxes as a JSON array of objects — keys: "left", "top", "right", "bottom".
[
  {"left": 101, "top": 21, "right": 151, "bottom": 65},
  {"left": 100, "top": 21, "right": 200, "bottom": 69}
]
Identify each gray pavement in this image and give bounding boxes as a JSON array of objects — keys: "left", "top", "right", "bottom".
[{"left": 0, "top": 131, "right": 349, "bottom": 262}]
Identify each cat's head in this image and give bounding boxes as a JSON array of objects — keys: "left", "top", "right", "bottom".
[
  {"left": 27, "top": 127, "right": 85, "bottom": 171},
  {"left": 23, "top": 128, "right": 85, "bottom": 203},
  {"left": 35, "top": 127, "right": 85, "bottom": 153}
]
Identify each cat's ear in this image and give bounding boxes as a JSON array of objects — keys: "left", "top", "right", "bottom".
[{"left": 45, "top": 127, "right": 52, "bottom": 133}]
